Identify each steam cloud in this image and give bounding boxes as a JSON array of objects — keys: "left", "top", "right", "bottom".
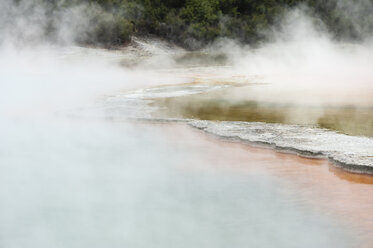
[
  {"left": 209, "top": 7, "right": 373, "bottom": 109},
  {"left": 0, "top": 0, "right": 372, "bottom": 247}
]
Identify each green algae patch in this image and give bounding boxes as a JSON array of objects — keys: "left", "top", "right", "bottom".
[{"left": 151, "top": 90, "right": 373, "bottom": 137}]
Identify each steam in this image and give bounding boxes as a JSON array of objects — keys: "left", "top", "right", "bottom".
[
  {"left": 0, "top": 0, "right": 372, "bottom": 247},
  {"left": 0, "top": 0, "right": 87, "bottom": 46},
  {"left": 0, "top": 2, "right": 192, "bottom": 247},
  {"left": 208, "top": 7, "right": 373, "bottom": 109}
]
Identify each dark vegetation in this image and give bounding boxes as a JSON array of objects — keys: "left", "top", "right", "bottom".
[{"left": 17, "top": 0, "right": 373, "bottom": 49}]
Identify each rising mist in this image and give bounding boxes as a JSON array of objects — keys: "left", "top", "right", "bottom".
[{"left": 1, "top": 0, "right": 373, "bottom": 247}]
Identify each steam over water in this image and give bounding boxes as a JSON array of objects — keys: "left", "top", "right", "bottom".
[
  {"left": 0, "top": 118, "right": 358, "bottom": 248},
  {"left": 0, "top": 45, "right": 371, "bottom": 247},
  {"left": 2, "top": 2, "right": 373, "bottom": 247}
]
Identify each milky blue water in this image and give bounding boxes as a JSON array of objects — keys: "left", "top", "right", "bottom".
[{"left": 0, "top": 118, "right": 357, "bottom": 248}]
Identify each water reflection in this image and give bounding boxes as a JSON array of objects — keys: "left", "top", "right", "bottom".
[
  {"left": 152, "top": 85, "right": 373, "bottom": 137},
  {"left": 329, "top": 166, "right": 373, "bottom": 185},
  {"left": 197, "top": 132, "right": 373, "bottom": 247}
]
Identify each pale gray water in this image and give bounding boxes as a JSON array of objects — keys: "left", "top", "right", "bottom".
[{"left": 0, "top": 117, "right": 357, "bottom": 248}]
